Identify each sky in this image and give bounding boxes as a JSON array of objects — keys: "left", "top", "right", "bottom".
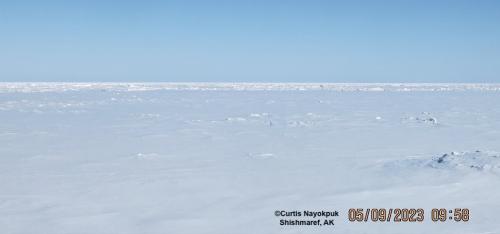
[{"left": 1, "top": 0, "right": 499, "bottom": 82}]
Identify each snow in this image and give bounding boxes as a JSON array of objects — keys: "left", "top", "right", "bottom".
[{"left": 0, "top": 83, "right": 499, "bottom": 233}]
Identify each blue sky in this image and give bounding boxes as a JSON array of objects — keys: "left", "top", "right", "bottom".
[{"left": 1, "top": 0, "right": 499, "bottom": 82}]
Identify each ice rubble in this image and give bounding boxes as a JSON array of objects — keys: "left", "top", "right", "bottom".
[
  {"left": 1, "top": 82, "right": 500, "bottom": 92},
  {"left": 385, "top": 151, "right": 500, "bottom": 172}
]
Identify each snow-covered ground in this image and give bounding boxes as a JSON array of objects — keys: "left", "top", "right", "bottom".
[{"left": 0, "top": 83, "right": 499, "bottom": 234}]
